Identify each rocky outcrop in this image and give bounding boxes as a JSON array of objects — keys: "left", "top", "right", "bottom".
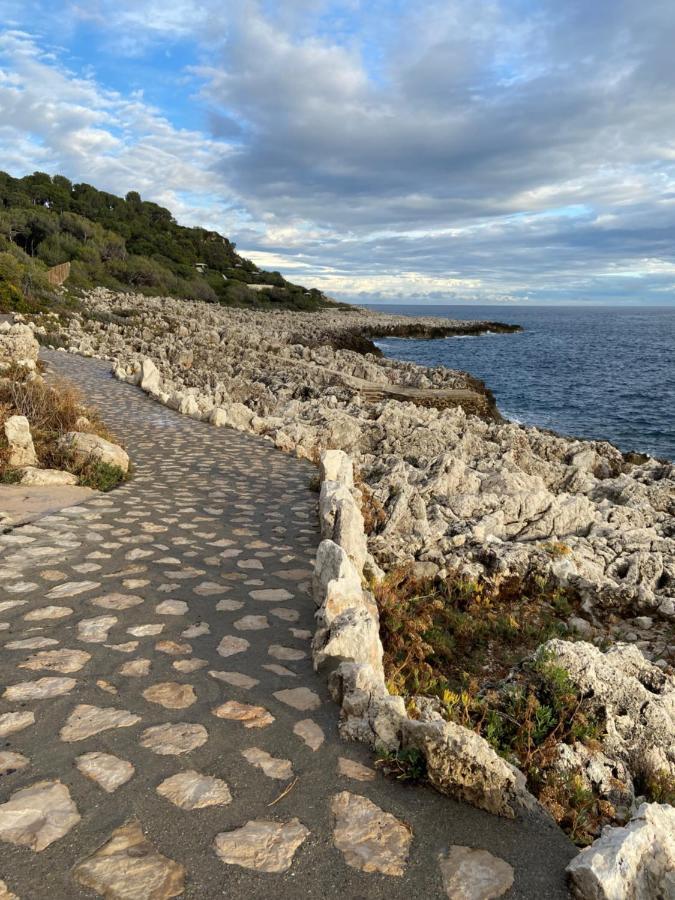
[
  {"left": 58, "top": 432, "right": 129, "bottom": 474},
  {"left": 38, "top": 289, "right": 673, "bottom": 667},
  {"left": 19, "top": 467, "right": 78, "bottom": 486},
  {"left": 0, "top": 321, "right": 39, "bottom": 372},
  {"left": 540, "top": 640, "right": 675, "bottom": 790},
  {"left": 567, "top": 803, "right": 675, "bottom": 900},
  {"left": 312, "top": 449, "right": 537, "bottom": 819},
  {"left": 4, "top": 415, "right": 38, "bottom": 467}
]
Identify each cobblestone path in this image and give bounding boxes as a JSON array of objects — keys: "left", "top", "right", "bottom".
[{"left": 0, "top": 351, "right": 574, "bottom": 899}]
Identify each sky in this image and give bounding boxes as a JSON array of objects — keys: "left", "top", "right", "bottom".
[{"left": 1, "top": 1, "right": 675, "bottom": 306}]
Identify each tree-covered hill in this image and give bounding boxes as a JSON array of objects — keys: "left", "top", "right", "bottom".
[{"left": 0, "top": 171, "right": 336, "bottom": 313}]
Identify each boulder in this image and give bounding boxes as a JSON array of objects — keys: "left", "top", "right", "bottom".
[
  {"left": 567, "top": 803, "right": 675, "bottom": 900},
  {"left": 19, "top": 467, "right": 78, "bottom": 486},
  {"left": 0, "top": 322, "right": 39, "bottom": 372},
  {"left": 59, "top": 432, "right": 129, "bottom": 474},
  {"left": 320, "top": 449, "right": 354, "bottom": 487},
  {"left": 401, "top": 717, "right": 535, "bottom": 818},
  {"left": 539, "top": 640, "right": 675, "bottom": 784},
  {"left": 4, "top": 415, "right": 38, "bottom": 467},
  {"left": 139, "top": 358, "right": 161, "bottom": 395}
]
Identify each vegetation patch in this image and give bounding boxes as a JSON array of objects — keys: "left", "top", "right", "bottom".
[
  {"left": 0, "top": 170, "right": 338, "bottom": 313},
  {"left": 373, "top": 566, "right": 621, "bottom": 844},
  {"left": 0, "top": 367, "right": 125, "bottom": 491}
]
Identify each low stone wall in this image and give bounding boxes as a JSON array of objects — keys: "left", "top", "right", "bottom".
[{"left": 313, "top": 448, "right": 537, "bottom": 819}]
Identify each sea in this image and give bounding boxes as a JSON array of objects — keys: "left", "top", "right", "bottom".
[{"left": 366, "top": 305, "right": 675, "bottom": 461}]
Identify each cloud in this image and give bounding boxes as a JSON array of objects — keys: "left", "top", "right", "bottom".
[{"left": 1, "top": 2, "right": 675, "bottom": 304}]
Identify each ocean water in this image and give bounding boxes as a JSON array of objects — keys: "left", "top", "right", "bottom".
[{"left": 368, "top": 305, "right": 675, "bottom": 461}]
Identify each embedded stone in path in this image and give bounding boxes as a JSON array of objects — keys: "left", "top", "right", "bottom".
[
  {"left": 337, "top": 758, "right": 377, "bottom": 782},
  {"left": 60, "top": 705, "right": 141, "bottom": 742},
  {"left": 438, "top": 846, "right": 514, "bottom": 900},
  {"left": 128, "top": 624, "right": 164, "bottom": 637},
  {"left": 193, "top": 582, "right": 229, "bottom": 596},
  {"left": 156, "top": 771, "right": 232, "bottom": 809},
  {"left": 214, "top": 819, "right": 309, "bottom": 873},
  {"left": 156, "top": 640, "right": 192, "bottom": 655},
  {"left": 330, "top": 792, "right": 411, "bottom": 876},
  {"left": 73, "top": 820, "right": 185, "bottom": 899},
  {"left": 212, "top": 701, "right": 274, "bottom": 729},
  {"left": 263, "top": 663, "right": 297, "bottom": 678},
  {"left": 24, "top": 605, "right": 73, "bottom": 621},
  {"left": 5, "top": 637, "right": 59, "bottom": 650},
  {"left": 3, "top": 676, "right": 76, "bottom": 701},
  {"left": 273, "top": 687, "right": 321, "bottom": 711},
  {"left": 119, "top": 658, "right": 152, "bottom": 677},
  {"left": 249, "top": 588, "right": 293, "bottom": 603},
  {"left": 234, "top": 615, "right": 269, "bottom": 631},
  {"left": 46, "top": 580, "right": 99, "bottom": 599},
  {"left": 19, "top": 648, "right": 91, "bottom": 674},
  {"left": 268, "top": 644, "right": 306, "bottom": 661},
  {"left": 173, "top": 658, "right": 208, "bottom": 673},
  {"left": 76, "top": 753, "right": 135, "bottom": 793},
  {"left": 140, "top": 722, "right": 208, "bottom": 755},
  {"left": 182, "top": 623, "right": 210, "bottom": 638},
  {"left": 270, "top": 607, "right": 300, "bottom": 622},
  {"left": 156, "top": 599, "right": 189, "bottom": 615},
  {"left": 91, "top": 592, "right": 144, "bottom": 610},
  {"left": 77, "top": 615, "right": 117, "bottom": 643},
  {"left": 293, "top": 719, "right": 325, "bottom": 751},
  {"left": 143, "top": 682, "right": 197, "bottom": 709},
  {"left": 241, "top": 747, "right": 293, "bottom": 780},
  {"left": 0, "top": 711, "right": 35, "bottom": 737},
  {"left": 217, "top": 635, "right": 250, "bottom": 657},
  {"left": 216, "top": 598, "right": 244, "bottom": 612},
  {"left": 209, "top": 670, "right": 259, "bottom": 689},
  {"left": 0, "top": 751, "right": 29, "bottom": 775},
  {"left": 0, "top": 780, "right": 80, "bottom": 851}
]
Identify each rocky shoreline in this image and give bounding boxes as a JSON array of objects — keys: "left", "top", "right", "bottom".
[{"left": 22, "top": 288, "right": 675, "bottom": 893}]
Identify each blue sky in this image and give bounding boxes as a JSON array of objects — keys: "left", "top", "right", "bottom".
[{"left": 1, "top": 0, "right": 675, "bottom": 305}]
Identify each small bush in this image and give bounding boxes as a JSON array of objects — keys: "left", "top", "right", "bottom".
[
  {"left": 75, "top": 460, "right": 126, "bottom": 492},
  {"left": 375, "top": 747, "right": 427, "bottom": 783}
]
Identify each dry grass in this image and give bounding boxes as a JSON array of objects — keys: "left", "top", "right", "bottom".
[
  {"left": 0, "top": 366, "right": 125, "bottom": 490},
  {"left": 354, "top": 470, "right": 387, "bottom": 535}
]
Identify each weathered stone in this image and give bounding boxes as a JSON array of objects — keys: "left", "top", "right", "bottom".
[
  {"left": 566, "top": 802, "right": 675, "bottom": 900},
  {"left": 77, "top": 615, "right": 117, "bottom": 643},
  {"left": 140, "top": 722, "right": 208, "bottom": 755},
  {"left": 216, "top": 635, "right": 250, "bottom": 657},
  {"left": 337, "top": 757, "right": 376, "bottom": 782},
  {"left": 3, "top": 676, "right": 76, "bottom": 701},
  {"left": 142, "top": 682, "right": 197, "bottom": 709},
  {"left": 76, "top": 753, "right": 135, "bottom": 793},
  {"left": 330, "top": 792, "right": 411, "bottom": 876},
  {"left": 118, "top": 659, "right": 152, "bottom": 677},
  {"left": 241, "top": 747, "right": 293, "bottom": 780},
  {"left": 214, "top": 819, "right": 309, "bottom": 873},
  {"left": 268, "top": 644, "right": 305, "bottom": 661},
  {"left": 0, "top": 711, "right": 35, "bottom": 737},
  {"left": 19, "top": 467, "right": 78, "bottom": 486},
  {"left": 4, "top": 416, "right": 38, "bottom": 467},
  {"left": 156, "top": 771, "right": 232, "bottom": 809},
  {"left": 273, "top": 687, "right": 321, "bottom": 711},
  {"left": 293, "top": 718, "right": 325, "bottom": 751},
  {"left": 19, "top": 648, "right": 90, "bottom": 674},
  {"left": 208, "top": 670, "right": 259, "bottom": 689},
  {"left": 0, "top": 781, "right": 80, "bottom": 851},
  {"left": 91, "top": 592, "right": 144, "bottom": 610},
  {"left": 60, "top": 705, "right": 141, "bottom": 742},
  {"left": 73, "top": 820, "right": 185, "bottom": 898},
  {"left": 59, "top": 431, "right": 129, "bottom": 474},
  {"left": 0, "top": 751, "right": 29, "bottom": 775},
  {"left": 438, "top": 846, "right": 514, "bottom": 900},
  {"left": 212, "top": 701, "right": 274, "bottom": 728}
]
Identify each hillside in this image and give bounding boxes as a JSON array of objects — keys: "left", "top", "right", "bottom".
[{"left": 0, "top": 171, "right": 336, "bottom": 313}]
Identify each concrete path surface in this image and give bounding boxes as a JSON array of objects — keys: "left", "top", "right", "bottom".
[{"left": 0, "top": 351, "right": 575, "bottom": 899}]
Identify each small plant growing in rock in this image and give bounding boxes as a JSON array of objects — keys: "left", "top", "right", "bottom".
[{"left": 374, "top": 747, "right": 427, "bottom": 783}]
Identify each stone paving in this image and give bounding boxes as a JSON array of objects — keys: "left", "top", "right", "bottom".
[{"left": 0, "top": 351, "right": 575, "bottom": 899}]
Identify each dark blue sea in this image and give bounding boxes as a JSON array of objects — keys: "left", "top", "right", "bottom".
[{"left": 367, "top": 305, "right": 675, "bottom": 461}]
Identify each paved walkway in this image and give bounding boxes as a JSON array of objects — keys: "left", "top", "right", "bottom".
[{"left": 0, "top": 352, "right": 575, "bottom": 899}]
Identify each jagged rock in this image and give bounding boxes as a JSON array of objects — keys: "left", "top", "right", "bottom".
[
  {"left": 4, "top": 416, "right": 38, "bottom": 467},
  {"left": 0, "top": 781, "right": 80, "bottom": 851},
  {"left": 139, "top": 357, "right": 162, "bottom": 394},
  {"left": 214, "top": 819, "right": 309, "bottom": 873},
  {"left": 59, "top": 431, "right": 129, "bottom": 473},
  {"left": 0, "top": 322, "right": 39, "bottom": 372},
  {"left": 330, "top": 791, "right": 411, "bottom": 876},
  {"left": 540, "top": 640, "right": 675, "bottom": 784},
  {"left": 567, "top": 802, "right": 675, "bottom": 900},
  {"left": 401, "top": 717, "right": 534, "bottom": 818}
]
